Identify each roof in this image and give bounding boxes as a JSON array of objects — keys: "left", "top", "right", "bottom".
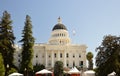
[
  {"left": 36, "top": 69, "right": 53, "bottom": 74},
  {"left": 52, "top": 17, "right": 67, "bottom": 31},
  {"left": 8, "top": 72, "right": 23, "bottom": 76},
  {"left": 108, "top": 72, "right": 116, "bottom": 76},
  {"left": 52, "top": 23, "right": 67, "bottom": 31},
  {"left": 68, "top": 67, "right": 80, "bottom": 74}
]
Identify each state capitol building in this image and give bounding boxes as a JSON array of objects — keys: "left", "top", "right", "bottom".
[{"left": 14, "top": 17, "right": 87, "bottom": 69}]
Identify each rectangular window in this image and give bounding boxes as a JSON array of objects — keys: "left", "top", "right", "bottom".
[
  {"left": 60, "top": 53, "right": 62, "bottom": 58},
  {"left": 73, "top": 54, "right": 75, "bottom": 58},
  {"left": 81, "top": 61, "right": 83, "bottom": 65},
  {"left": 66, "top": 53, "right": 69, "bottom": 58},
  {"left": 54, "top": 53, "right": 56, "bottom": 58},
  {"left": 67, "top": 63, "right": 69, "bottom": 67},
  {"left": 42, "top": 55, "right": 44, "bottom": 58},
  {"left": 73, "top": 61, "right": 75, "bottom": 67},
  {"left": 80, "top": 61, "right": 83, "bottom": 68},
  {"left": 79, "top": 61, "right": 83, "bottom": 68},
  {"left": 36, "top": 55, "right": 38, "bottom": 58},
  {"left": 49, "top": 55, "right": 51, "bottom": 58},
  {"left": 79, "top": 54, "right": 81, "bottom": 58}
]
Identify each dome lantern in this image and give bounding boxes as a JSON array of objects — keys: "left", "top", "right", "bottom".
[{"left": 58, "top": 17, "right": 62, "bottom": 24}]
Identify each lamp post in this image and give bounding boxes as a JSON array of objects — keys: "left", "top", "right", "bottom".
[
  {"left": 25, "top": 68, "right": 28, "bottom": 76},
  {"left": 25, "top": 68, "right": 29, "bottom": 76},
  {"left": 5, "top": 64, "right": 9, "bottom": 76},
  {"left": 7, "top": 64, "right": 9, "bottom": 69},
  {"left": 32, "top": 70, "right": 34, "bottom": 76}
]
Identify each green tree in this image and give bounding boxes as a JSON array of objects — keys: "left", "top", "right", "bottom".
[
  {"left": 54, "top": 61, "right": 64, "bottom": 76},
  {"left": 7, "top": 68, "right": 17, "bottom": 75},
  {"left": 86, "top": 52, "right": 94, "bottom": 70},
  {"left": 33, "top": 64, "right": 45, "bottom": 73},
  {"left": 0, "top": 11, "right": 16, "bottom": 76},
  {"left": 96, "top": 35, "right": 120, "bottom": 76},
  {"left": 19, "top": 15, "right": 35, "bottom": 74},
  {"left": 0, "top": 53, "right": 5, "bottom": 76}
]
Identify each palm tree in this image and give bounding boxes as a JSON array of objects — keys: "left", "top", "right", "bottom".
[{"left": 86, "top": 52, "right": 93, "bottom": 70}]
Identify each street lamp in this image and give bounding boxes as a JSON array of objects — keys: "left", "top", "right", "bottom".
[
  {"left": 25, "top": 68, "right": 28, "bottom": 76},
  {"left": 7, "top": 64, "right": 9, "bottom": 68},
  {"left": 32, "top": 70, "right": 34, "bottom": 76},
  {"left": 5, "top": 64, "right": 9, "bottom": 76}
]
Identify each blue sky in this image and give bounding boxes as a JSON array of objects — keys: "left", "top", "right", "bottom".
[{"left": 1, "top": 0, "right": 120, "bottom": 67}]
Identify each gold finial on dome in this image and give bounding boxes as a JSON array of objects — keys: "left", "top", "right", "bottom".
[{"left": 58, "top": 16, "right": 62, "bottom": 24}]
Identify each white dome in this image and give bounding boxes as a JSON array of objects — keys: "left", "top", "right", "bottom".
[{"left": 49, "top": 18, "right": 71, "bottom": 45}]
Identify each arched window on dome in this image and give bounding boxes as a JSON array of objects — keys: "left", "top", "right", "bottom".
[
  {"left": 64, "top": 34, "right": 65, "bottom": 36},
  {"left": 62, "top": 33, "right": 63, "bottom": 36},
  {"left": 60, "top": 33, "right": 61, "bottom": 36}
]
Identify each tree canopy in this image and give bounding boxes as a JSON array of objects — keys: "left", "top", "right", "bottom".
[
  {"left": 0, "top": 11, "right": 16, "bottom": 76},
  {"left": 86, "top": 52, "right": 94, "bottom": 70},
  {"left": 19, "top": 15, "right": 35, "bottom": 73},
  {"left": 95, "top": 35, "right": 120, "bottom": 76},
  {"left": 54, "top": 61, "right": 64, "bottom": 76}
]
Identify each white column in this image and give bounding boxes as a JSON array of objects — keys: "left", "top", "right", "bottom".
[
  {"left": 52, "top": 50, "right": 54, "bottom": 67},
  {"left": 64, "top": 50, "right": 66, "bottom": 67},
  {"left": 45, "top": 50, "right": 48, "bottom": 67}
]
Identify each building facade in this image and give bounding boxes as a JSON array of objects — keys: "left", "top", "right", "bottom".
[{"left": 14, "top": 17, "right": 87, "bottom": 69}]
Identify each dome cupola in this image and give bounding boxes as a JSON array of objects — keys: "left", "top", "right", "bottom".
[{"left": 52, "top": 17, "right": 67, "bottom": 31}]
